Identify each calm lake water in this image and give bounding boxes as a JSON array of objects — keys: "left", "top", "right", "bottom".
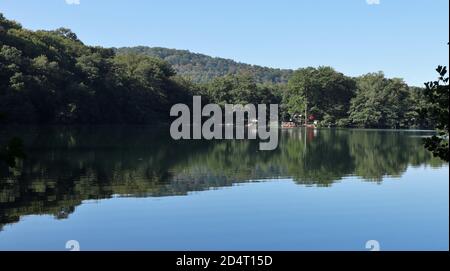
[{"left": 0, "top": 126, "right": 448, "bottom": 251}]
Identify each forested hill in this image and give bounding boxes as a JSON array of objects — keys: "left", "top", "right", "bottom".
[
  {"left": 115, "top": 46, "right": 293, "bottom": 84},
  {"left": 0, "top": 14, "right": 436, "bottom": 129},
  {"left": 0, "top": 14, "right": 194, "bottom": 124}
]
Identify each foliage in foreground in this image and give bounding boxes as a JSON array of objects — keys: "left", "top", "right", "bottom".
[{"left": 421, "top": 66, "right": 449, "bottom": 162}]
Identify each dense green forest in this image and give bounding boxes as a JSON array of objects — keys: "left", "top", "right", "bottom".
[
  {"left": 0, "top": 14, "right": 193, "bottom": 124},
  {"left": 116, "top": 46, "right": 293, "bottom": 84},
  {"left": 0, "top": 14, "right": 437, "bottom": 129}
]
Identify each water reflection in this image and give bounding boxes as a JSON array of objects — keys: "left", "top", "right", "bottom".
[{"left": 0, "top": 126, "right": 444, "bottom": 230}]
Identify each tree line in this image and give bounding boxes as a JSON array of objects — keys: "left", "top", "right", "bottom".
[
  {"left": 116, "top": 46, "right": 293, "bottom": 84},
  {"left": 283, "top": 67, "right": 436, "bottom": 129},
  {"left": 0, "top": 13, "right": 440, "bottom": 130},
  {"left": 0, "top": 14, "right": 193, "bottom": 124}
]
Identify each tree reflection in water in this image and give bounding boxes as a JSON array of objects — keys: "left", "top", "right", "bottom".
[{"left": 0, "top": 126, "right": 444, "bottom": 230}]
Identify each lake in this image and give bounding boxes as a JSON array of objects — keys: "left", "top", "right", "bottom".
[{"left": 0, "top": 126, "right": 448, "bottom": 251}]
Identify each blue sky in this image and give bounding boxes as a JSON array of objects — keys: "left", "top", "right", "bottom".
[{"left": 0, "top": 0, "right": 448, "bottom": 86}]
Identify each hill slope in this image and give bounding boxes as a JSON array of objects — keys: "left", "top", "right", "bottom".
[{"left": 116, "top": 46, "right": 293, "bottom": 84}]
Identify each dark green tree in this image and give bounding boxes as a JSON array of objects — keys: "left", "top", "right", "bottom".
[
  {"left": 421, "top": 66, "right": 449, "bottom": 161},
  {"left": 349, "top": 72, "right": 410, "bottom": 128},
  {"left": 284, "top": 67, "right": 356, "bottom": 126}
]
